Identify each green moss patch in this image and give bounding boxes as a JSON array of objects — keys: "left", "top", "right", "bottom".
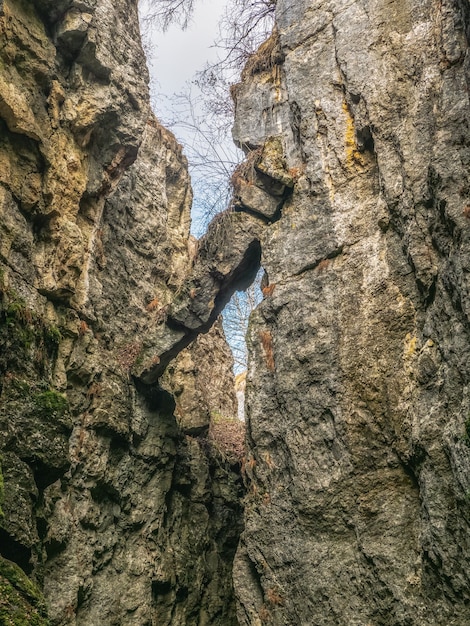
[
  {"left": 33, "top": 390, "right": 68, "bottom": 421},
  {"left": 0, "top": 557, "right": 49, "bottom": 625},
  {"left": 0, "top": 291, "right": 61, "bottom": 377}
]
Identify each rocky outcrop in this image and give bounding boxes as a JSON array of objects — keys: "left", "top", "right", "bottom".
[
  {"left": 163, "top": 318, "right": 238, "bottom": 435},
  {"left": 133, "top": 209, "right": 264, "bottom": 384},
  {"left": 0, "top": 2, "right": 243, "bottom": 624},
  {"left": 36, "top": 118, "right": 242, "bottom": 626},
  {"left": 0, "top": 0, "right": 149, "bottom": 307},
  {"left": 232, "top": 1, "right": 470, "bottom": 624},
  {"left": 2, "top": 0, "right": 470, "bottom": 624}
]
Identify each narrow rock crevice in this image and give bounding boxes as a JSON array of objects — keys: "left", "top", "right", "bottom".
[{"left": 1, "top": 0, "right": 470, "bottom": 624}]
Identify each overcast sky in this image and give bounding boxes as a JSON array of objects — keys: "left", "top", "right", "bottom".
[
  {"left": 139, "top": 0, "right": 239, "bottom": 239},
  {"left": 140, "top": 0, "right": 228, "bottom": 116}
]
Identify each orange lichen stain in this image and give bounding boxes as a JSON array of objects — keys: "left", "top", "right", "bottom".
[
  {"left": 288, "top": 166, "right": 303, "bottom": 181},
  {"left": 262, "top": 283, "right": 276, "bottom": 297},
  {"left": 342, "top": 100, "right": 356, "bottom": 165},
  {"left": 241, "top": 456, "right": 256, "bottom": 483},
  {"left": 263, "top": 451, "right": 276, "bottom": 469},
  {"left": 146, "top": 297, "right": 160, "bottom": 312},
  {"left": 78, "top": 320, "right": 89, "bottom": 336},
  {"left": 317, "top": 258, "right": 331, "bottom": 272},
  {"left": 246, "top": 457, "right": 256, "bottom": 471},
  {"left": 342, "top": 99, "right": 363, "bottom": 167},
  {"left": 259, "top": 605, "right": 271, "bottom": 623},
  {"left": 266, "top": 587, "right": 285, "bottom": 606},
  {"left": 259, "top": 330, "right": 275, "bottom": 372},
  {"left": 463, "top": 205, "right": 470, "bottom": 219}
]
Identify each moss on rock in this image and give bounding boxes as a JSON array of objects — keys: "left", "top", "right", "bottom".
[
  {"left": 0, "top": 456, "right": 4, "bottom": 520},
  {"left": 0, "top": 557, "right": 49, "bottom": 625},
  {"left": 33, "top": 390, "right": 68, "bottom": 422},
  {"left": 0, "top": 290, "right": 61, "bottom": 378}
]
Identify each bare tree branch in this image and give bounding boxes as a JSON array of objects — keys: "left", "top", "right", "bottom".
[{"left": 140, "top": 0, "right": 196, "bottom": 31}]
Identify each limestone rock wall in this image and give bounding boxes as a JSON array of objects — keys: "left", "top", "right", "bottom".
[
  {"left": 0, "top": 0, "right": 149, "bottom": 307},
  {"left": 0, "top": 2, "right": 242, "bottom": 624},
  {"left": 3, "top": 0, "right": 470, "bottom": 624},
  {"left": 232, "top": 1, "right": 470, "bottom": 624}
]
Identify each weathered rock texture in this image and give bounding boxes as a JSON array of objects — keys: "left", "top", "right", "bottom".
[
  {"left": 0, "top": 1, "right": 243, "bottom": 624},
  {"left": 0, "top": 0, "right": 149, "bottom": 308},
  {"left": 232, "top": 1, "right": 470, "bottom": 624},
  {"left": 3, "top": 0, "right": 470, "bottom": 624}
]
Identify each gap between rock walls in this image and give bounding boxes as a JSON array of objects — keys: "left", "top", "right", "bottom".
[
  {"left": 0, "top": 1, "right": 276, "bottom": 624},
  {"left": 138, "top": 0, "right": 278, "bottom": 382},
  {"left": 2, "top": 0, "right": 470, "bottom": 625}
]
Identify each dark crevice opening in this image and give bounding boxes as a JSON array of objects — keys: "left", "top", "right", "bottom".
[
  {"left": 356, "top": 125, "right": 375, "bottom": 154},
  {"left": 134, "top": 379, "right": 177, "bottom": 414},
  {"left": 23, "top": 457, "right": 67, "bottom": 492},
  {"left": 0, "top": 528, "right": 33, "bottom": 576}
]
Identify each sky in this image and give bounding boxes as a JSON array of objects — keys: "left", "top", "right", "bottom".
[
  {"left": 139, "top": 0, "right": 238, "bottom": 237},
  {"left": 139, "top": 0, "right": 229, "bottom": 122}
]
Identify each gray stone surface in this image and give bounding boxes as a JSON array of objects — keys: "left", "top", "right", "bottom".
[
  {"left": 2, "top": 0, "right": 470, "bottom": 624},
  {"left": 232, "top": 1, "right": 470, "bottom": 624},
  {"left": 0, "top": 3, "right": 243, "bottom": 624}
]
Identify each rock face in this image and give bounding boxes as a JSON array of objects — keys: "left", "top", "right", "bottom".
[
  {"left": 0, "top": 0, "right": 149, "bottom": 308},
  {"left": 0, "top": 2, "right": 243, "bottom": 624},
  {"left": 232, "top": 1, "right": 470, "bottom": 624},
  {"left": 2, "top": 0, "right": 470, "bottom": 624}
]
